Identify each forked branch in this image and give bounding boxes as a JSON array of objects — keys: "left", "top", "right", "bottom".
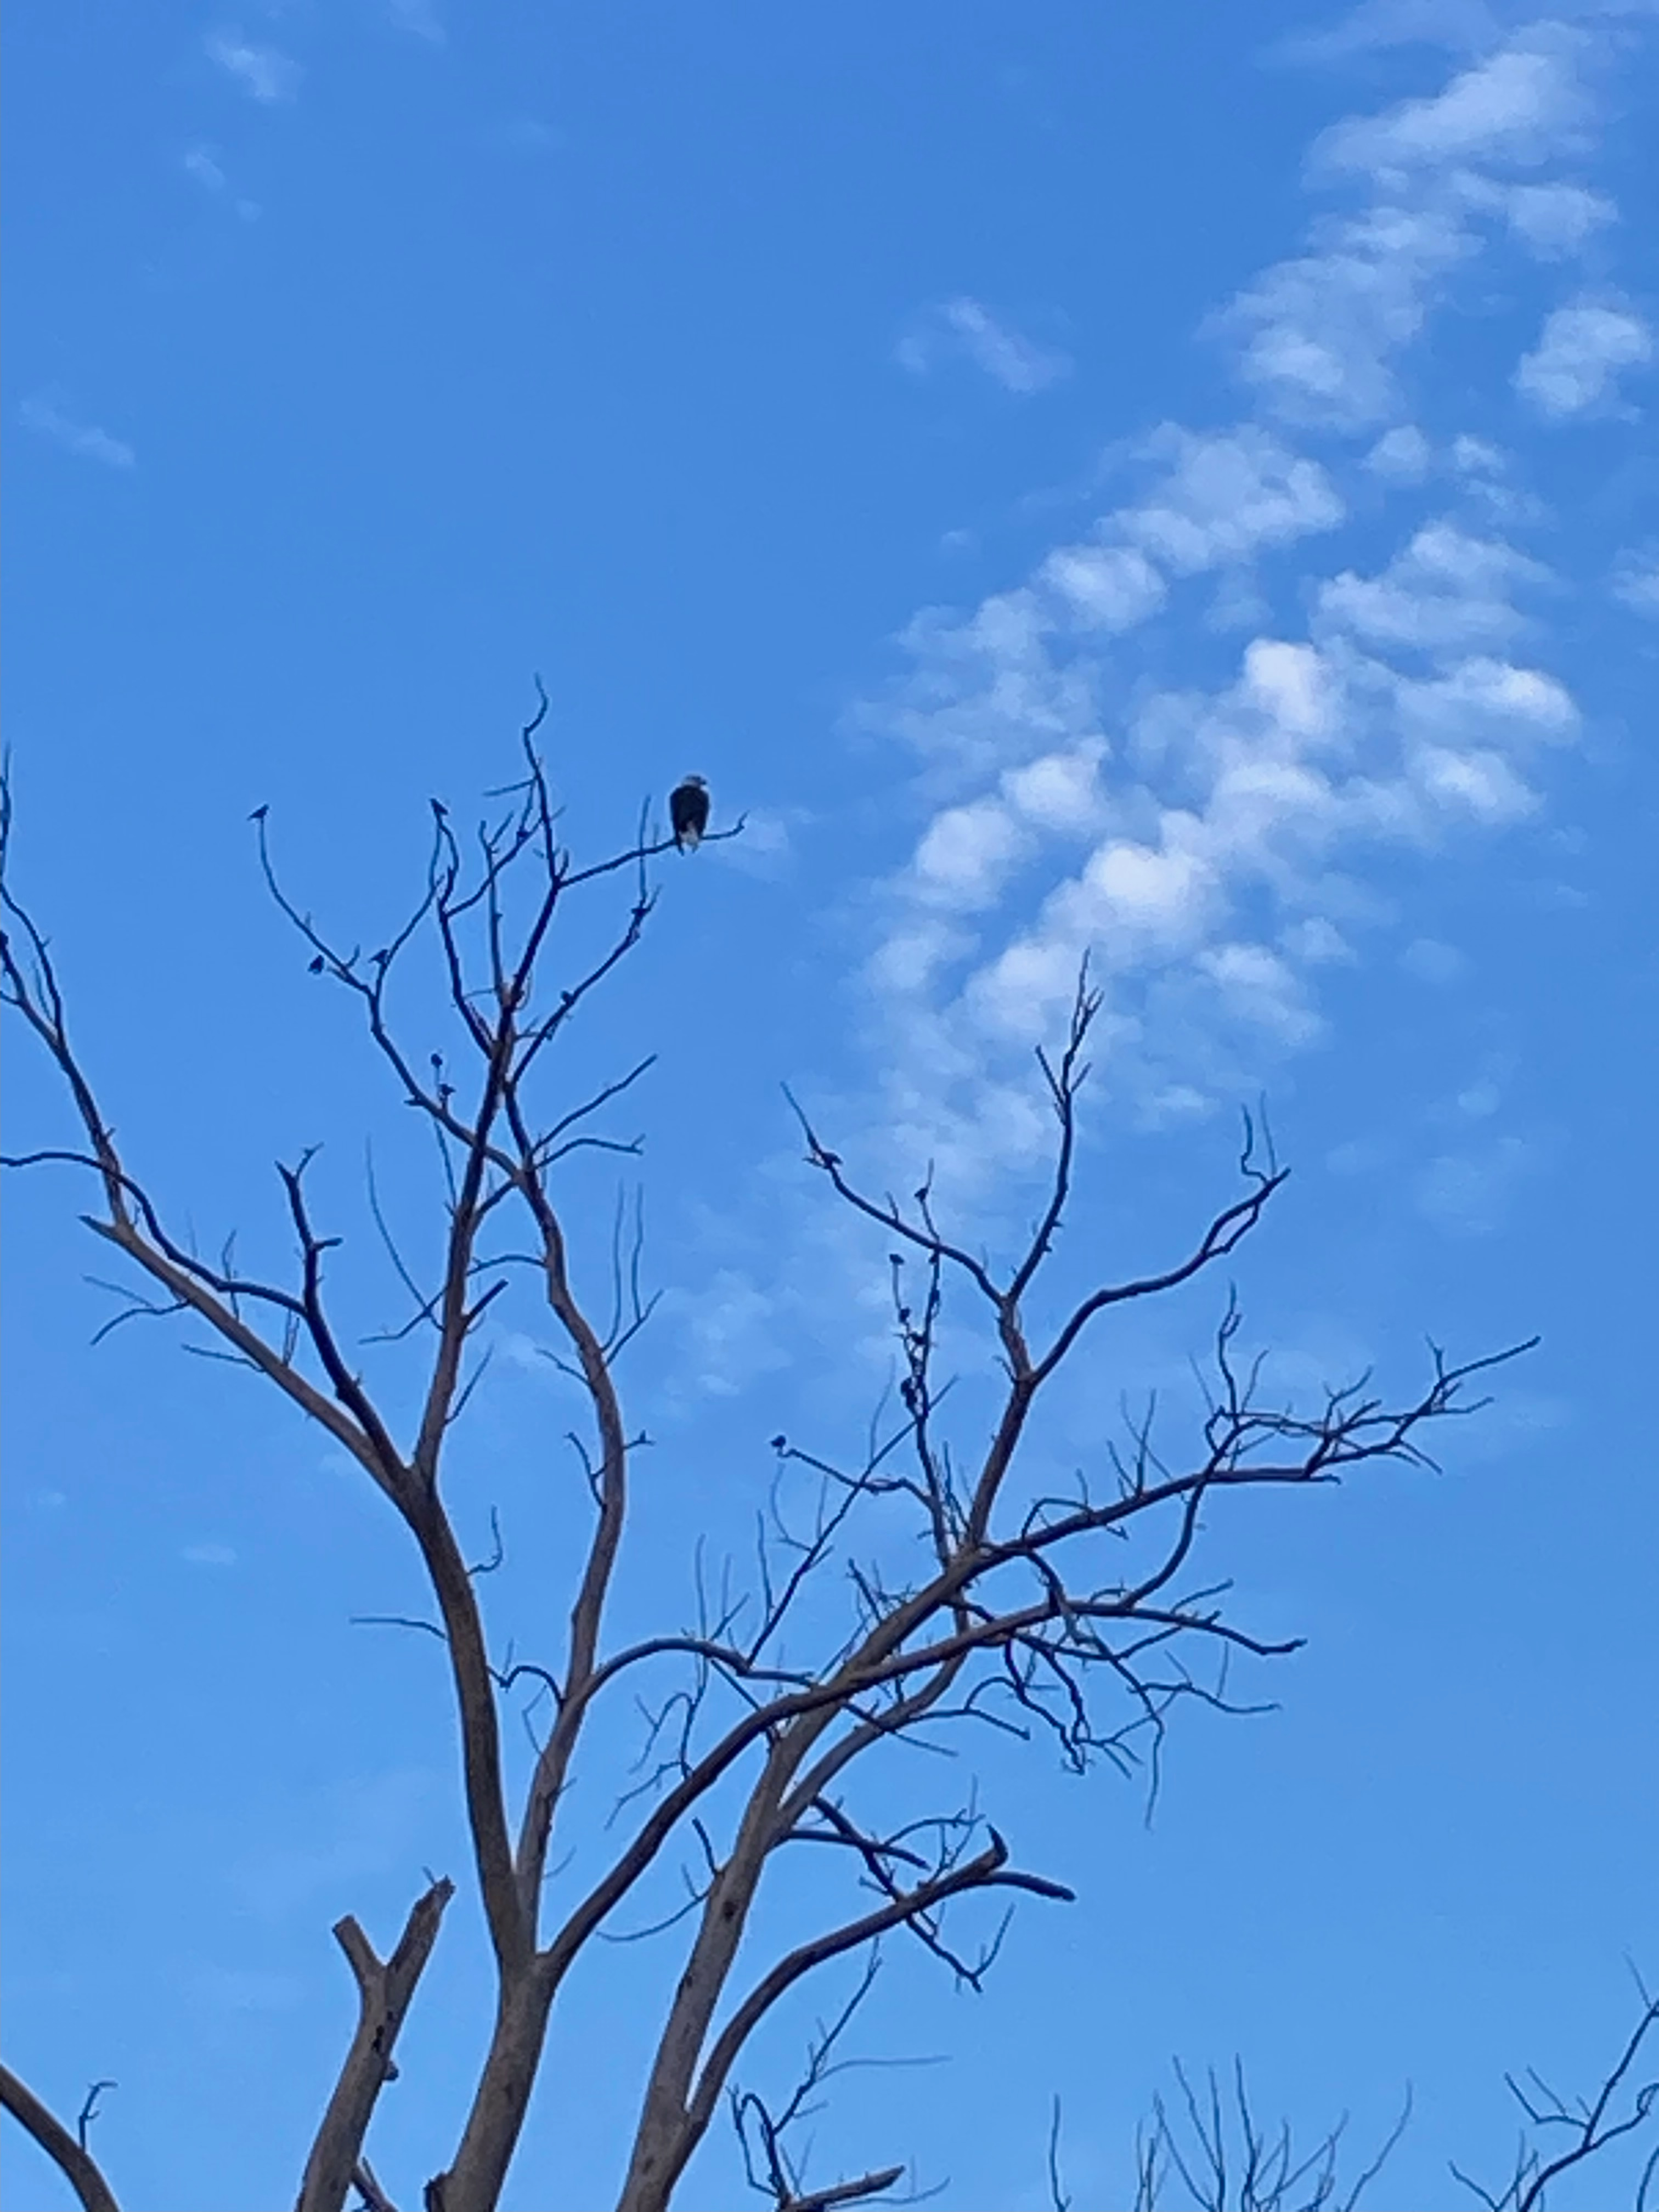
[
  {"left": 295, "top": 1876, "right": 456, "bottom": 2212},
  {"left": 0, "top": 2063, "right": 123, "bottom": 2212},
  {"left": 5, "top": 753, "right": 1556, "bottom": 2212}
]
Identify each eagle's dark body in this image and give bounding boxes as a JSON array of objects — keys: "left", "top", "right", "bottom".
[{"left": 670, "top": 776, "right": 710, "bottom": 850}]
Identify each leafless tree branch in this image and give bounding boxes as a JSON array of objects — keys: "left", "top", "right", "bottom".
[
  {"left": 0, "top": 2063, "right": 123, "bottom": 2212},
  {"left": 295, "top": 1877, "right": 455, "bottom": 2212},
  {"left": 4, "top": 746, "right": 1572, "bottom": 2212},
  {"left": 1451, "top": 1977, "right": 1659, "bottom": 2212},
  {"left": 1128, "top": 2057, "right": 1411, "bottom": 2212}
]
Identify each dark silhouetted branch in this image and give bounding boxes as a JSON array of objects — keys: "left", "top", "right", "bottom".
[
  {"left": 0, "top": 2062, "right": 123, "bottom": 2212},
  {"left": 295, "top": 1876, "right": 455, "bottom": 2212}
]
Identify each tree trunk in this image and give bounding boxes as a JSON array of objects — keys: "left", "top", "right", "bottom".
[
  {"left": 424, "top": 1960, "right": 557, "bottom": 2212},
  {"left": 611, "top": 1778, "right": 790, "bottom": 2212}
]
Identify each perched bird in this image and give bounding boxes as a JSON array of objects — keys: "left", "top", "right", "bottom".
[{"left": 669, "top": 775, "right": 710, "bottom": 851}]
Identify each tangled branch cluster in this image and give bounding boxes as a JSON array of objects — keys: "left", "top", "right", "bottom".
[{"left": 0, "top": 736, "right": 1559, "bottom": 2212}]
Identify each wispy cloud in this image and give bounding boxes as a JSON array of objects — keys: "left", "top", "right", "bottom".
[
  {"left": 1277, "top": 0, "right": 1515, "bottom": 66},
  {"left": 21, "top": 393, "right": 135, "bottom": 469},
  {"left": 1401, "top": 934, "right": 1471, "bottom": 984},
  {"left": 1116, "top": 426, "right": 1345, "bottom": 573},
  {"left": 1312, "top": 35, "right": 1590, "bottom": 177},
  {"left": 1501, "top": 179, "right": 1615, "bottom": 256},
  {"left": 1314, "top": 522, "right": 1546, "bottom": 651},
  {"left": 898, "top": 298, "right": 1073, "bottom": 395},
  {"left": 851, "top": 17, "right": 1630, "bottom": 1192},
  {"left": 182, "top": 144, "right": 260, "bottom": 219},
  {"left": 1224, "top": 200, "right": 1473, "bottom": 429},
  {"left": 671, "top": 1268, "right": 792, "bottom": 1398},
  {"left": 708, "top": 806, "right": 800, "bottom": 878},
  {"left": 386, "top": 0, "right": 445, "bottom": 43},
  {"left": 1515, "top": 297, "right": 1652, "bottom": 417},
  {"left": 1223, "top": 29, "right": 1616, "bottom": 433},
  {"left": 184, "top": 145, "right": 227, "bottom": 192},
  {"left": 1610, "top": 547, "right": 1659, "bottom": 616},
  {"left": 206, "top": 29, "right": 301, "bottom": 103},
  {"left": 1414, "top": 1132, "right": 1537, "bottom": 1235}
]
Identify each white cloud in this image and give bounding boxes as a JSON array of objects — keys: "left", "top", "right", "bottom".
[
  {"left": 1610, "top": 549, "right": 1659, "bottom": 616},
  {"left": 387, "top": 0, "right": 445, "bottom": 39},
  {"left": 1199, "top": 941, "right": 1321, "bottom": 1045},
  {"left": 1041, "top": 545, "right": 1166, "bottom": 630},
  {"left": 206, "top": 30, "right": 301, "bottom": 103},
  {"left": 1449, "top": 433, "right": 1504, "bottom": 477},
  {"left": 1229, "top": 32, "right": 1599, "bottom": 430},
  {"left": 1393, "top": 655, "right": 1577, "bottom": 741},
  {"left": 1455, "top": 1078, "right": 1502, "bottom": 1119},
  {"left": 1117, "top": 426, "right": 1345, "bottom": 573},
  {"left": 1282, "top": 916, "right": 1355, "bottom": 966},
  {"left": 910, "top": 798, "right": 1030, "bottom": 911},
  {"left": 1002, "top": 743, "right": 1108, "bottom": 834},
  {"left": 1228, "top": 202, "right": 1476, "bottom": 427},
  {"left": 184, "top": 145, "right": 227, "bottom": 191},
  {"left": 1413, "top": 742, "right": 1538, "bottom": 823},
  {"left": 1278, "top": 0, "right": 1510, "bottom": 66},
  {"left": 1502, "top": 180, "right": 1615, "bottom": 256},
  {"left": 876, "top": 426, "right": 1345, "bottom": 785},
  {"left": 898, "top": 298, "right": 1072, "bottom": 395},
  {"left": 1446, "top": 433, "right": 1543, "bottom": 523},
  {"left": 1515, "top": 299, "right": 1654, "bottom": 417},
  {"left": 1314, "top": 37, "right": 1588, "bottom": 177},
  {"left": 1238, "top": 635, "right": 1340, "bottom": 737},
  {"left": 1401, "top": 936, "right": 1470, "bottom": 985},
  {"left": 868, "top": 587, "right": 1577, "bottom": 1161},
  {"left": 1414, "top": 1133, "right": 1534, "bottom": 1234},
  {"left": 183, "top": 1542, "right": 238, "bottom": 1567},
  {"left": 880, "top": 588, "right": 1099, "bottom": 781},
  {"left": 848, "top": 25, "right": 1626, "bottom": 1185},
  {"left": 677, "top": 1269, "right": 791, "bottom": 1397},
  {"left": 1317, "top": 523, "right": 1545, "bottom": 652},
  {"left": 1365, "top": 424, "right": 1432, "bottom": 481},
  {"left": 711, "top": 806, "right": 799, "bottom": 879},
  {"left": 182, "top": 144, "right": 260, "bottom": 219},
  {"left": 868, "top": 918, "right": 973, "bottom": 997},
  {"left": 20, "top": 394, "right": 135, "bottom": 470}
]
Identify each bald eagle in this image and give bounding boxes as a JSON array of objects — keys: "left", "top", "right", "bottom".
[{"left": 670, "top": 775, "right": 710, "bottom": 851}]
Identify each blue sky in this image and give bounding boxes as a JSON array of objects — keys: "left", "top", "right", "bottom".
[{"left": 3, "top": 2, "right": 1657, "bottom": 2208}]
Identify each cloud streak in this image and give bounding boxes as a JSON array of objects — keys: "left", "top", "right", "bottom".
[
  {"left": 21, "top": 394, "right": 136, "bottom": 469},
  {"left": 1515, "top": 298, "right": 1652, "bottom": 416},
  {"left": 898, "top": 298, "right": 1073, "bottom": 395},
  {"left": 386, "top": 0, "right": 446, "bottom": 43},
  {"left": 854, "top": 16, "right": 1632, "bottom": 1191},
  {"left": 1610, "top": 548, "right": 1659, "bottom": 615},
  {"left": 182, "top": 144, "right": 260, "bottom": 219},
  {"left": 206, "top": 30, "right": 302, "bottom": 103}
]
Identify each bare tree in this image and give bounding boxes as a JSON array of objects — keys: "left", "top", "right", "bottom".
[
  {"left": 1031, "top": 1979, "right": 1658, "bottom": 2212},
  {"left": 1120, "top": 2060, "right": 1411, "bottom": 2212},
  {"left": 0, "top": 723, "right": 1544, "bottom": 2212},
  {"left": 729, "top": 1952, "right": 915, "bottom": 2212},
  {"left": 1450, "top": 1977, "right": 1659, "bottom": 2212}
]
